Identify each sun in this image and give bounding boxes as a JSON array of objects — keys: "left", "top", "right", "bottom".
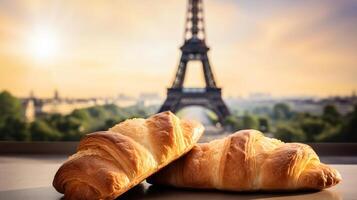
[{"left": 28, "top": 27, "right": 60, "bottom": 61}]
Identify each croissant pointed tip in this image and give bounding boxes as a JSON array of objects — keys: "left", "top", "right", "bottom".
[{"left": 333, "top": 168, "right": 342, "bottom": 184}]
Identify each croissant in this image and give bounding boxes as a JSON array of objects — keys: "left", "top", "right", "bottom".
[
  {"left": 148, "top": 129, "right": 342, "bottom": 191},
  {"left": 53, "top": 111, "right": 204, "bottom": 199}
]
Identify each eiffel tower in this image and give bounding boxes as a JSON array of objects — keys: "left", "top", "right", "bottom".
[{"left": 159, "top": 0, "right": 230, "bottom": 123}]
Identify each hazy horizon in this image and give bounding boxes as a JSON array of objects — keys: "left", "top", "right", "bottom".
[
  {"left": 7, "top": 89, "right": 356, "bottom": 100},
  {"left": 1, "top": 0, "right": 356, "bottom": 98}
]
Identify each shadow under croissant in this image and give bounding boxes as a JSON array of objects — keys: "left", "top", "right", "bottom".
[{"left": 116, "top": 182, "right": 342, "bottom": 200}]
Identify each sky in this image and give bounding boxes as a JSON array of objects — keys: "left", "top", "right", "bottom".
[{"left": 0, "top": 0, "right": 356, "bottom": 98}]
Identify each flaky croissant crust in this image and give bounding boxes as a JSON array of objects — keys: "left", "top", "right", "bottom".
[
  {"left": 148, "top": 129, "right": 342, "bottom": 191},
  {"left": 53, "top": 111, "right": 204, "bottom": 200}
]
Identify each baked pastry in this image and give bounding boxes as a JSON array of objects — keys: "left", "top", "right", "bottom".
[
  {"left": 148, "top": 129, "right": 341, "bottom": 191},
  {"left": 53, "top": 111, "right": 204, "bottom": 199}
]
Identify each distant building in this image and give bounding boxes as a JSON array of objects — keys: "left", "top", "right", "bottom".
[
  {"left": 352, "top": 90, "right": 357, "bottom": 102},
  {"left": 54, "top": 89, "right": 60, "bottom": 101},
  {"left": 23, "top": 99, "right": 35, "bottom": 122},
  {"left": 114, "top": 93, "right": 136, "bottom": 107},
  {"left": 138, "top": 92, "right": 162, "bottom": 106},
  {"left": 22, "top": 93, "right": 44, "bottom": 122},
  {"left": 117, "top": 93, "right": 134, "bottom": 101}
]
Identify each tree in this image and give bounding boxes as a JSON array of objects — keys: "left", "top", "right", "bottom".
[
  {"left": 87, "top": 106, "right": 107, "bottom": 119},
  {"left": 252, "top": 106, "right": 271, "bottom": 116},
  {"left": 0, "top": 117, "right": 29, "bottom": 141},
  {"left": 274, "top": 123, "right": 306, "bottom": 142},
  {"left": 223, "top": 115, "right": 238, "bottom": 131},
  {"left": 299, "top": 117, "right": 328, "bottom": 142},
  {"left": 322, "top": 104, "right": 341, "bottom": 125},
  {"left": 0, "top": 91, "right": 28, "bottom": 141},
  {"left": 44, "top": 114, "right": 85, "bottom": 141},
  {"left": 0, "top": 91, "right": 23, "bottom": 126},
  {"left": 97, "top": 118, "right": 123, "bottom": 131},
  {"left": 258, "top": 117, "right": 270, "bottom": 132},
  {"left": 273, "top": 103, "right": 292, "bottom": 120},
  {"left": 223, "top": 113, "right": 260, "bottom": 131},
  {"left": 338, "top": 105, "right": 357, "bottom": 141},
  {"left": 242, "top": 114, "right": 259, "bottom": 130},
  {"left": 30, "top": 120, "right": 61, "bottom": 141},
  {"left": 71, "top": 109, "right": 91, "bottom": 121}
]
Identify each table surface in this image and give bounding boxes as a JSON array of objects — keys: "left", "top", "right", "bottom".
[{"left": 0, "top": 155, "right": 355, "bottom": 200}]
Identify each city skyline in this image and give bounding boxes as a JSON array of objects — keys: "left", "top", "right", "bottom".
[
  {"left": 0, "top": 0, "right": 356, "bottom": 98},
  {"left": 16, "top": 88, "right": 357, "bottom": 101}
]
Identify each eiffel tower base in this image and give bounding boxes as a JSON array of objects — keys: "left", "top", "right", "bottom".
[{"left": 159, "top": 88, "right": 230, "bottom": 124}]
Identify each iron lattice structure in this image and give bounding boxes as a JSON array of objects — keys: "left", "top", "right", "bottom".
[{"left": 159, "top": 0, "right": 230, "bottom": 123}]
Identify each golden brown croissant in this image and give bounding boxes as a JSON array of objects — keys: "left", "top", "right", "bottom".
[
  {"left": 148, "top": 129, "right": 342, "bottom": 191},
  {"left": 53, "top": 111, "right": 204, "bottom": 199}
]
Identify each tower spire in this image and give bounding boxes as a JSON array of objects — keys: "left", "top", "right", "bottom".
[{"left": 184, "top": 0, "right": 206, "bottom": 41}]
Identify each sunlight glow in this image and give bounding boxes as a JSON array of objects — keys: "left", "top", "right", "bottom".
[{"left": 28, "top": 27, "right": 59, "bottom": 61}]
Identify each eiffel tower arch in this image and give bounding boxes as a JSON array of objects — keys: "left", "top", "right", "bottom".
[{"left": 159, "top": 0, "right": 230, "bottom": 123}]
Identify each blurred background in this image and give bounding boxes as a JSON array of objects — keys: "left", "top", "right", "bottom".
[{"left": 0, "top": 0, "right": 356, "bottom": 143}]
